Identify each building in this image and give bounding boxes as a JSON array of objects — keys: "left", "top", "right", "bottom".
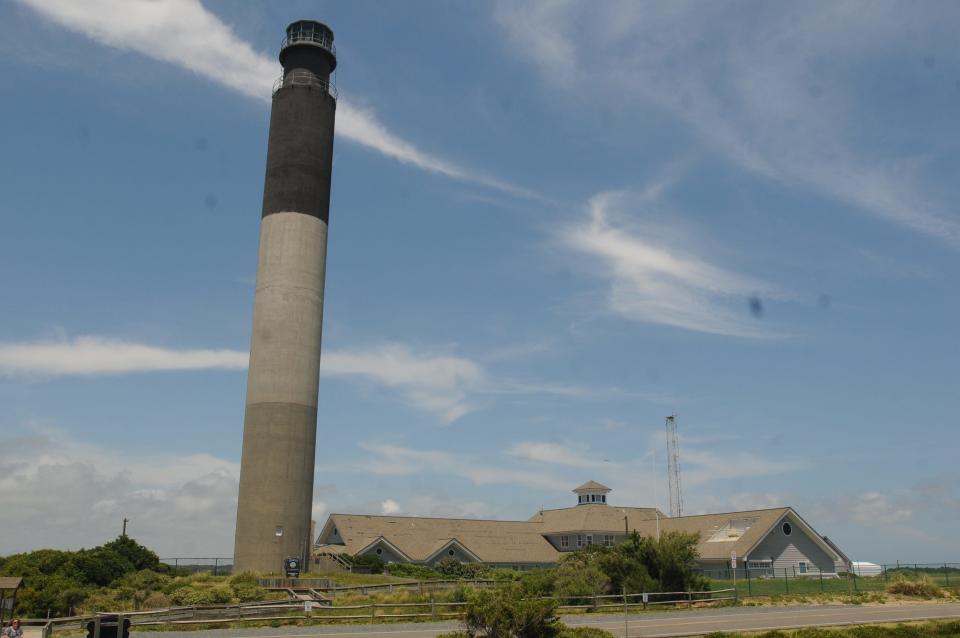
[{"left": 315, "top": 481, "right": 849, "bottom": 574}]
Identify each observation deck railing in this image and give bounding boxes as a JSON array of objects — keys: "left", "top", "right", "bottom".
[
  {"left": 281, "top": 30, "right": 336, "bottom": 57},
  {"left": 273, "top": 71, "right": 338, "bottom": 100}
]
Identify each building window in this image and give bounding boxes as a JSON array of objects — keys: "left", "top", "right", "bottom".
[
  {"left": 748, "top": 560, "right": 771, "bottom": 569},
  {"left": 798, "top": 561, "right": 807, "bottom": 574},
  {"left": 448, "top": 549, "right": 455, "bottom": 556},
  {"left": 561, "top": 536, "right": 569, "bottom": 548},
  {"left": 601, "top": 495, "right": 606, "bottom": 503},
  {"left": 274, "top": 526, "right": 284, "bottom": 537},
  {"left": 586, "top": 534, "right": 593, "bottom": 545},
  {"left": 781, "top": 522, "right": 792, "bottom": 536},
  {"left": 604, "top": 535, "right": 614, "bottom": 547},
  {"left": 577, "top": 535, "right": 584, "bottom": 547},
  {"left": 376, "top": 548, "right": 383, "bottom": 555}
]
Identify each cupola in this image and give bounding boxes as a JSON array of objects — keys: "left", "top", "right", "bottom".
[{"left": 573, "top": 480, "right": 611, "bottom": 505}]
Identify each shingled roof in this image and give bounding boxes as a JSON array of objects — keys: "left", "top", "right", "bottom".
[
  {"left": 531, "top": 504, "right": 664, "bottom": 533},
  {"left": 319, "top": 513, "right": 560, "bottom": 564}
]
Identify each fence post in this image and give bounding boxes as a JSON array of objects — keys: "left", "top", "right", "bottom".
[
  {"left": 853, "top": 572, "right": 858, "bottom": 592},
  {"left": 747, "top": 568, "right": 752, "bottom": 597},
  {"left": 431, "top": 597, "right": 436, "bottom": 621},
  {"left": 945, "top": 565, "right": 950, "bottom": 587},
  {"left": 819, "top": 570, "right": 824, "bottom": 593},
  {"left": 371, "top": 603, "right": 376, "bottom": 622},
  {"left": 623, "top": 588, "right": 628, "bottom": 638},
  {"left": 784, "top": 569, "right": 789, "bottom": 594},
  {"left": 688, "top": 591, "right": 693, "bottom": 609}
]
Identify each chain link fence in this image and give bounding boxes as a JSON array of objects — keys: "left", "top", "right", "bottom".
[{"left": 699, "top": 563, "right": 959, "bottom": 598}]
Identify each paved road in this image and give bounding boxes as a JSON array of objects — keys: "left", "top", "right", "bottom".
[{"left": 134, "top": 603, "right": 960, "bottom": 638}]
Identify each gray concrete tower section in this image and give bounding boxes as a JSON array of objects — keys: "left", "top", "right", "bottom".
[{"left": 234, "top": 20, "right": 338, "bottom": 574}]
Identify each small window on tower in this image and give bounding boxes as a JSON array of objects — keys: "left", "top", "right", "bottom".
[{"left": 274, "top": 526, "right": 284, "bottom": 537}]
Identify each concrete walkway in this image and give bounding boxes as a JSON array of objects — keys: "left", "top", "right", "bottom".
[{"left": 132, "top": 602, "right": 960, "bottom": 638}]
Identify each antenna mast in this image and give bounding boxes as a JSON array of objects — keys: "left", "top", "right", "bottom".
[{"left": 665, "top": 415, "right": 684, "bottom": 517}]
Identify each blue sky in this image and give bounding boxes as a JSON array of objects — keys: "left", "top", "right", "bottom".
[{"left": 1, "top": 0, "right": 958, "bottom": 564}]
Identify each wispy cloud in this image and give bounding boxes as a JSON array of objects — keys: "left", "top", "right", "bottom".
[
  {"left": 1, "top": 335, "right": 623, "bottom": 423},
  {"left": 0, "top": 336, "right": 247, "bottom": 375},
  {"left": 17, "top": 0, "right": 537, "bottom": 198},
  {"left": 360, "top": 442, "right": 564, "bottom": 491},
  {"left": 496, "top": 2, "right": 960, "bottom": 243},
  {"left": 565, "top": 190, "right": 783, "bottom": 337},
  {"left": 323, "top": 344, "right": 484, "bottom": 424},
  {"left": 506, "top": 441, "right": 609, "bottom": 468}
]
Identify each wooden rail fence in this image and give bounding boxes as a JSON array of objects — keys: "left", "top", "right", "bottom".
[{"left": 21, "top": 588, "right": 735, "bottom": 634}]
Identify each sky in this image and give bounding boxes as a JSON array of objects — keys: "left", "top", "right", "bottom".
[{"left": 0, "top": 0, "right": 958, "bottom": 565}]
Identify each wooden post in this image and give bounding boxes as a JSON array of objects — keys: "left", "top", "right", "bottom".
[
  {"left": 371, "top": 603, "right": 376, "bottom": 622},
  {"left": 431, "top": 598, "right": 436, "bottom": 621},
  {"left": 688, "top": 591, "right": 693, "bottom": 608},
  {"left": 623, "top": 588, "right": 628, "bottom": 638}
]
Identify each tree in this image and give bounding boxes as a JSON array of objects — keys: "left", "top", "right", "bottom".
[{"left": 103, "top": 536, "right": 160, "bottom": 571}]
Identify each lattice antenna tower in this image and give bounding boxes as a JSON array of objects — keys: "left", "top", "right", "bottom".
[{"left": 665, "top": 414, "right": 684, "bottom": 517}]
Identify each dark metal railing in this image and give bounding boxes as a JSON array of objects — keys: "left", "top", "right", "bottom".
[{"left": 272, "top": 71, "right": 338, "bottom": 100}]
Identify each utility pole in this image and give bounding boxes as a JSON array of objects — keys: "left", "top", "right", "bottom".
[{"left": 122, "top": 518, "right": 129, "bottom": 537}]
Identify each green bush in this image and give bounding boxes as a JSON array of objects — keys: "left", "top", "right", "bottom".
[
  {"left": 437, "top": 559, "right": 490, "bottom": 579},
  {"left": 464, "top": 586, "right": 561, "bottom": 638},
  {"left": 346, "top": 553, "right": 386, "bottom": 574},
  {"left": 169, "top": 585, "right": 224, "bottom": 606},
  {"left": 387, "top": 562, "right": 444, "bottom": 580}
]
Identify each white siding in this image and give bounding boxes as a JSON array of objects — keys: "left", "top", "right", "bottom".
[{"left": 748, "top": 518, "right": 836, "bottom": 574}]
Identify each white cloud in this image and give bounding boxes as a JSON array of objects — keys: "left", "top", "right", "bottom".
[
  {"left": 496, "top": 2, "right": 960, "bottom": 243},
  {"left": 0, "top": 335, "right": 247, "bottom": 376},
  {"left": 17, "top": 0, "right": 536, "bottom": 198},
  {"left": 360, "top": 442, "right": 564, "bottom": 491},
  {"left": 681, "top": 447, "right": 803, "bottom": 486},
  {"left": 0, "top": 427, "right": 240, "bottom": 556},
  {"left": 380, "top": 499, "right": 402, "bottom": 515},
  {"left": 849, "top": 491, "right": 912, "bottom": 524},
  {"left": 565, "top": 191, "right": 783, "bottom": 337},
  {"left": 323, "top": 345, "right": 484, "bottom": 424},
  {"left": 506, "top": 441, "right": 607, "bottom": 468},
  {"left": 0, "top": 335, "right": 620, "bottom": 423}
]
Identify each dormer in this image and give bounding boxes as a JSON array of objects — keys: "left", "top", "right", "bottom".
[{"left": 573, "top": 480, "right": 611, "bottom": 505}]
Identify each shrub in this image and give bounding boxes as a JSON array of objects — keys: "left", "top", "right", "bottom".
[
  {"left": 886, "top": 575, "right": 943, "bottom": 598},
  {"left": 346, "top": 553, "right": 386, "bottom": 574},
  {"left": 142, "top": 591, "right": 170, "bottom": 609},
  {"left": 169, "top": 585, "right": 226, "bottom": 606},
  {"left": 232, "top": 583, "right": 267, "bottom": 602},
  {"left": 463, "top": 586, "right": 561, "bottom": 638},
  {"left": 437, "top": 559, "right": 490, "bottom": 580},
  {"left": 387, "top": 563, "right": 444, "bottom": 580}
]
